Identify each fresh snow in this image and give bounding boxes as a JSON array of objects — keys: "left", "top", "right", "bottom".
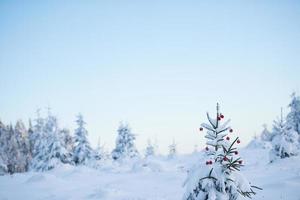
[{"left": 1, "top": 147, "right": 300, "bottom": 200}]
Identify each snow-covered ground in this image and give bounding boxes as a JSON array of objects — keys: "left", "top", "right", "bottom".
[{"left": 0, "top": 147, "right": 300, "bottom": 200}]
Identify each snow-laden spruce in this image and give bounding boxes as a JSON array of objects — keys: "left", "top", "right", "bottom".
[
  {"left": 31, "top": 111, "right": 69, "bottom": 171},
  {"left": 73, "top": 114, "right": 95, "bottom": 165},
  {"left": 111, "top": 122, "right": 139, "bottom": 160},
  {"left": 260, "top": 124, "right": 273, "bottom": 142},
  {"left": 183, "top": 104, "right": 261, "bottom": 200},
  {"left": 0, "top": 119, "right": 31, "bottom": 173},
  {"left": 145, "top": 139, "right": 156, "bottom": 158},
  {"left": 269, "top": 109, "right": 299, "bottom": 162},
  {"left": 168, "top": 140, "right": 177, "bottom": 159},
  {"left": 0, "top": 121, "right": 9, "bottom": 174},
  {"left": 286, "top": 93, "right": 300, "bottom": 136},
  {"left": 14, "top": 120, "right": 31, "bottom": 171},
  {"left": 246, "top": 124, "right": 273, "bottom": 150}
]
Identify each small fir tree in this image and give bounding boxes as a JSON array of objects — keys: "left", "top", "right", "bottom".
[
  {"left": 0, "top": 121, "right": 8, "bottom": 174},
  {"left": 0, "top": 155, "right": 7, "bottom": 175},
  {"left": 94, "top": 137, "right": 105, "bottom": 161},
  {"left": 260, "top": 124, "right": 273, "bottom": 142},
  {"left": 111, "top": 122, "right": 139, "bottom": 160},
  {"left": 183, "top": 104, "right": 261, "bottom": 200},
  {"left": 145, "top": 139, "right": 156, "bottom": 158},
  {"left": 59, "top": 128, "right": 74, "bottom": 163},
  {"left": 73, "top": 114, "right": 94, "bottom": 165},
  {"left": 286, "top": 93, "right": 300, "bottom": 135},
  {"left": 31, "top": 110, "right": 69, "bottom": 171},
  {"left": 29, "top": 109, "right": 45, "bottom": 162},
  {"left": 168, "top": 140, "right": 177, "bottom": 159},
  {"left": 14, "top": 120, "right": 31, "bottom": 172},
  {"left": 270, "top": 109, "right": 299, "bottom": 162},
  {"left": 6, "top": 124, "right": 20, "bottom": 173}
]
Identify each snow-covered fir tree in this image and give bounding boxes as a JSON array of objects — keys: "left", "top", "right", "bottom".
[
  {"left": 73, "top": 114, "right": 94, "bottom": 165},
  {"left": 145, "top": 139, "right": 156, "bottom": 158},
  {"left": 6, "top": 124, "right": 20, "bottom": 173},
  {"left": 260, "top": 124, "right": 273, "bottom": 142},
  {"left": 59, "top": 128, "right": 74, "bottom": 163},
  {"left": 168, "top": 140, "right": 177, "bottom": 159},
  {"left": 111, "top": 122, "right": 139, "bottom": 160},
  {"left": 247, "top": 125, "right": 272, "bottom": 149},
  {"left": 269, "top": 109, "right": 299, "bottom": 162},
  {"left": 94, "top": 138, "right": 111, "bottom": 161},
  {"left": 31, "top": 110, "right": 70, "bottom": 171},
  {"left": 29, "top": 109, "right": 45, "bottom": 163},
  {"left": 183, "top": 104, "right": 261, "bottom": 200},
  {"left": 14, "top": 120, "right": 31, "bottom": 172},
  {"left": 0, "top": 155, "right": 7, "bottom": 175},
  {"left": 246, "top": 134, "right": 265, "bottom": 149},
  {"left": 286, "top": 93, "right": 300, "bottom": 135},
  {"left": 0, "top": 120, "right": 31, "bottom": 174},
  {"left": 0, "top": 120, "right": 8, "bottom": 174},
  {"left": 94, "top": 137, "right": 105, "bottom": 161}
]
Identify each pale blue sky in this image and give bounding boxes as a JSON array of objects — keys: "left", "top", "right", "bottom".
[{"left": 0, "top": 0, "right": 299, "bottom": 153}]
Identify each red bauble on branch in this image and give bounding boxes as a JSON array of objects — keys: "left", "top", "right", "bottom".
[
  {"left": 206, "top": 160, "right": 213, "bottom": 165},
  {"left": 239, "top": 160, "right": 243, "bottom": 164},
  {"left": 237, "top": 139, "right": 241, "bottom": 144},
  {"left": 199, "top": 127, "right": 203, "bottom": 131},
  {"left": 226, "top": 136, "right": 230, "bottom": 140},
  {"left": 229, "top": 129, "right": 233, "bottom": 133},
  {"left": 220, "top": 114, "right": 224, "bottom": 119},
  {"left": 205, "top": 147, "right": 209, "bottom": 151}
]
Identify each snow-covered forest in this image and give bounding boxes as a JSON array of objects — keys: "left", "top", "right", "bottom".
[{"left": 1, "top": 93, "right": 300, "bottom": 200}]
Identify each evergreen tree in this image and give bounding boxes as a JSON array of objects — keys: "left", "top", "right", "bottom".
[
  {"left": 168, "top": 140, "right": 177, "bottom": 159},
  {"left": 286, "top": 93, "right": 300, "bottom": 135},
  {"left": 27, "top": 119, "right": 34, "bottom": 156},
  {"left": 145, "top": 139, "right": 156, "bottom": 158},
  {"left": 0, "top": 155, "right": 7, "bottom": 175},
  {"left": 247, "top": 124, "right": 272, "bottom": 150},
  {"left": 270, "top": 109, "right": 299, "bottom": 162},
  {"left": 59, "top": 128, "right": 74, "bottom": 163},
  {"left": 31, "top": 110, "right": 69, "bottom": 171},
  {"left": 183, "top": 104, "right": 261, "bottom": 200},
  {"left": 14, "top": 120, "right": 31, "bottom": 172},
  {"left": 94, "top": 137, "right": 109, "bottom": 161},
  {"left": 111, "top": 123, "right": 139, "bottom": 160},
  {"left": 260, "top": 124, "right": 273, "bottom": 142},
  {"left": 0, "top": 120, "right": 8, "bottom": 175},
  {"left": 6, "top": 124, "right": 20, "bottom": 173},
  {"left": 29, "top": 109, "right": 45, "bottom": 162},
  {"left": 73, "top": 114, "right": 94, "bottom": 165},
  {"left": 60, "top": 128, "right": 73, "bottom": 152}
]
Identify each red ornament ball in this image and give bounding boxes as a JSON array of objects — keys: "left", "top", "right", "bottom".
[
  {"left": 206, "top": 161, "right": 213, "bottom": 165},
  {"left": 223, "top": 156, "right": 228, "bottom": 161},
  {"left": 235, "top": 151, "right": 238, "bottom": 155},
  {"left": 217, "top": 117, "right": 221, "bottom": 121},
  {"left": 220, "top": 114, "right": 224, "bottom": 119},
  {"left": 238, "top": 160, "right": 243, "bottom": 164},
  {"left": 199, "top": 127, "right": 203, "bottom": 131},
  {"left": 229, "top": 129, "right": 233, "bottom": 133},
  {"left": 237, "top": 140, "right": 241, "bottom": 144},
  {"left": 226, "top": 136, "right": 230, "bottom": 140},
  {"left": 205, "top": 147, "right": 209, "bottom": 151}
]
